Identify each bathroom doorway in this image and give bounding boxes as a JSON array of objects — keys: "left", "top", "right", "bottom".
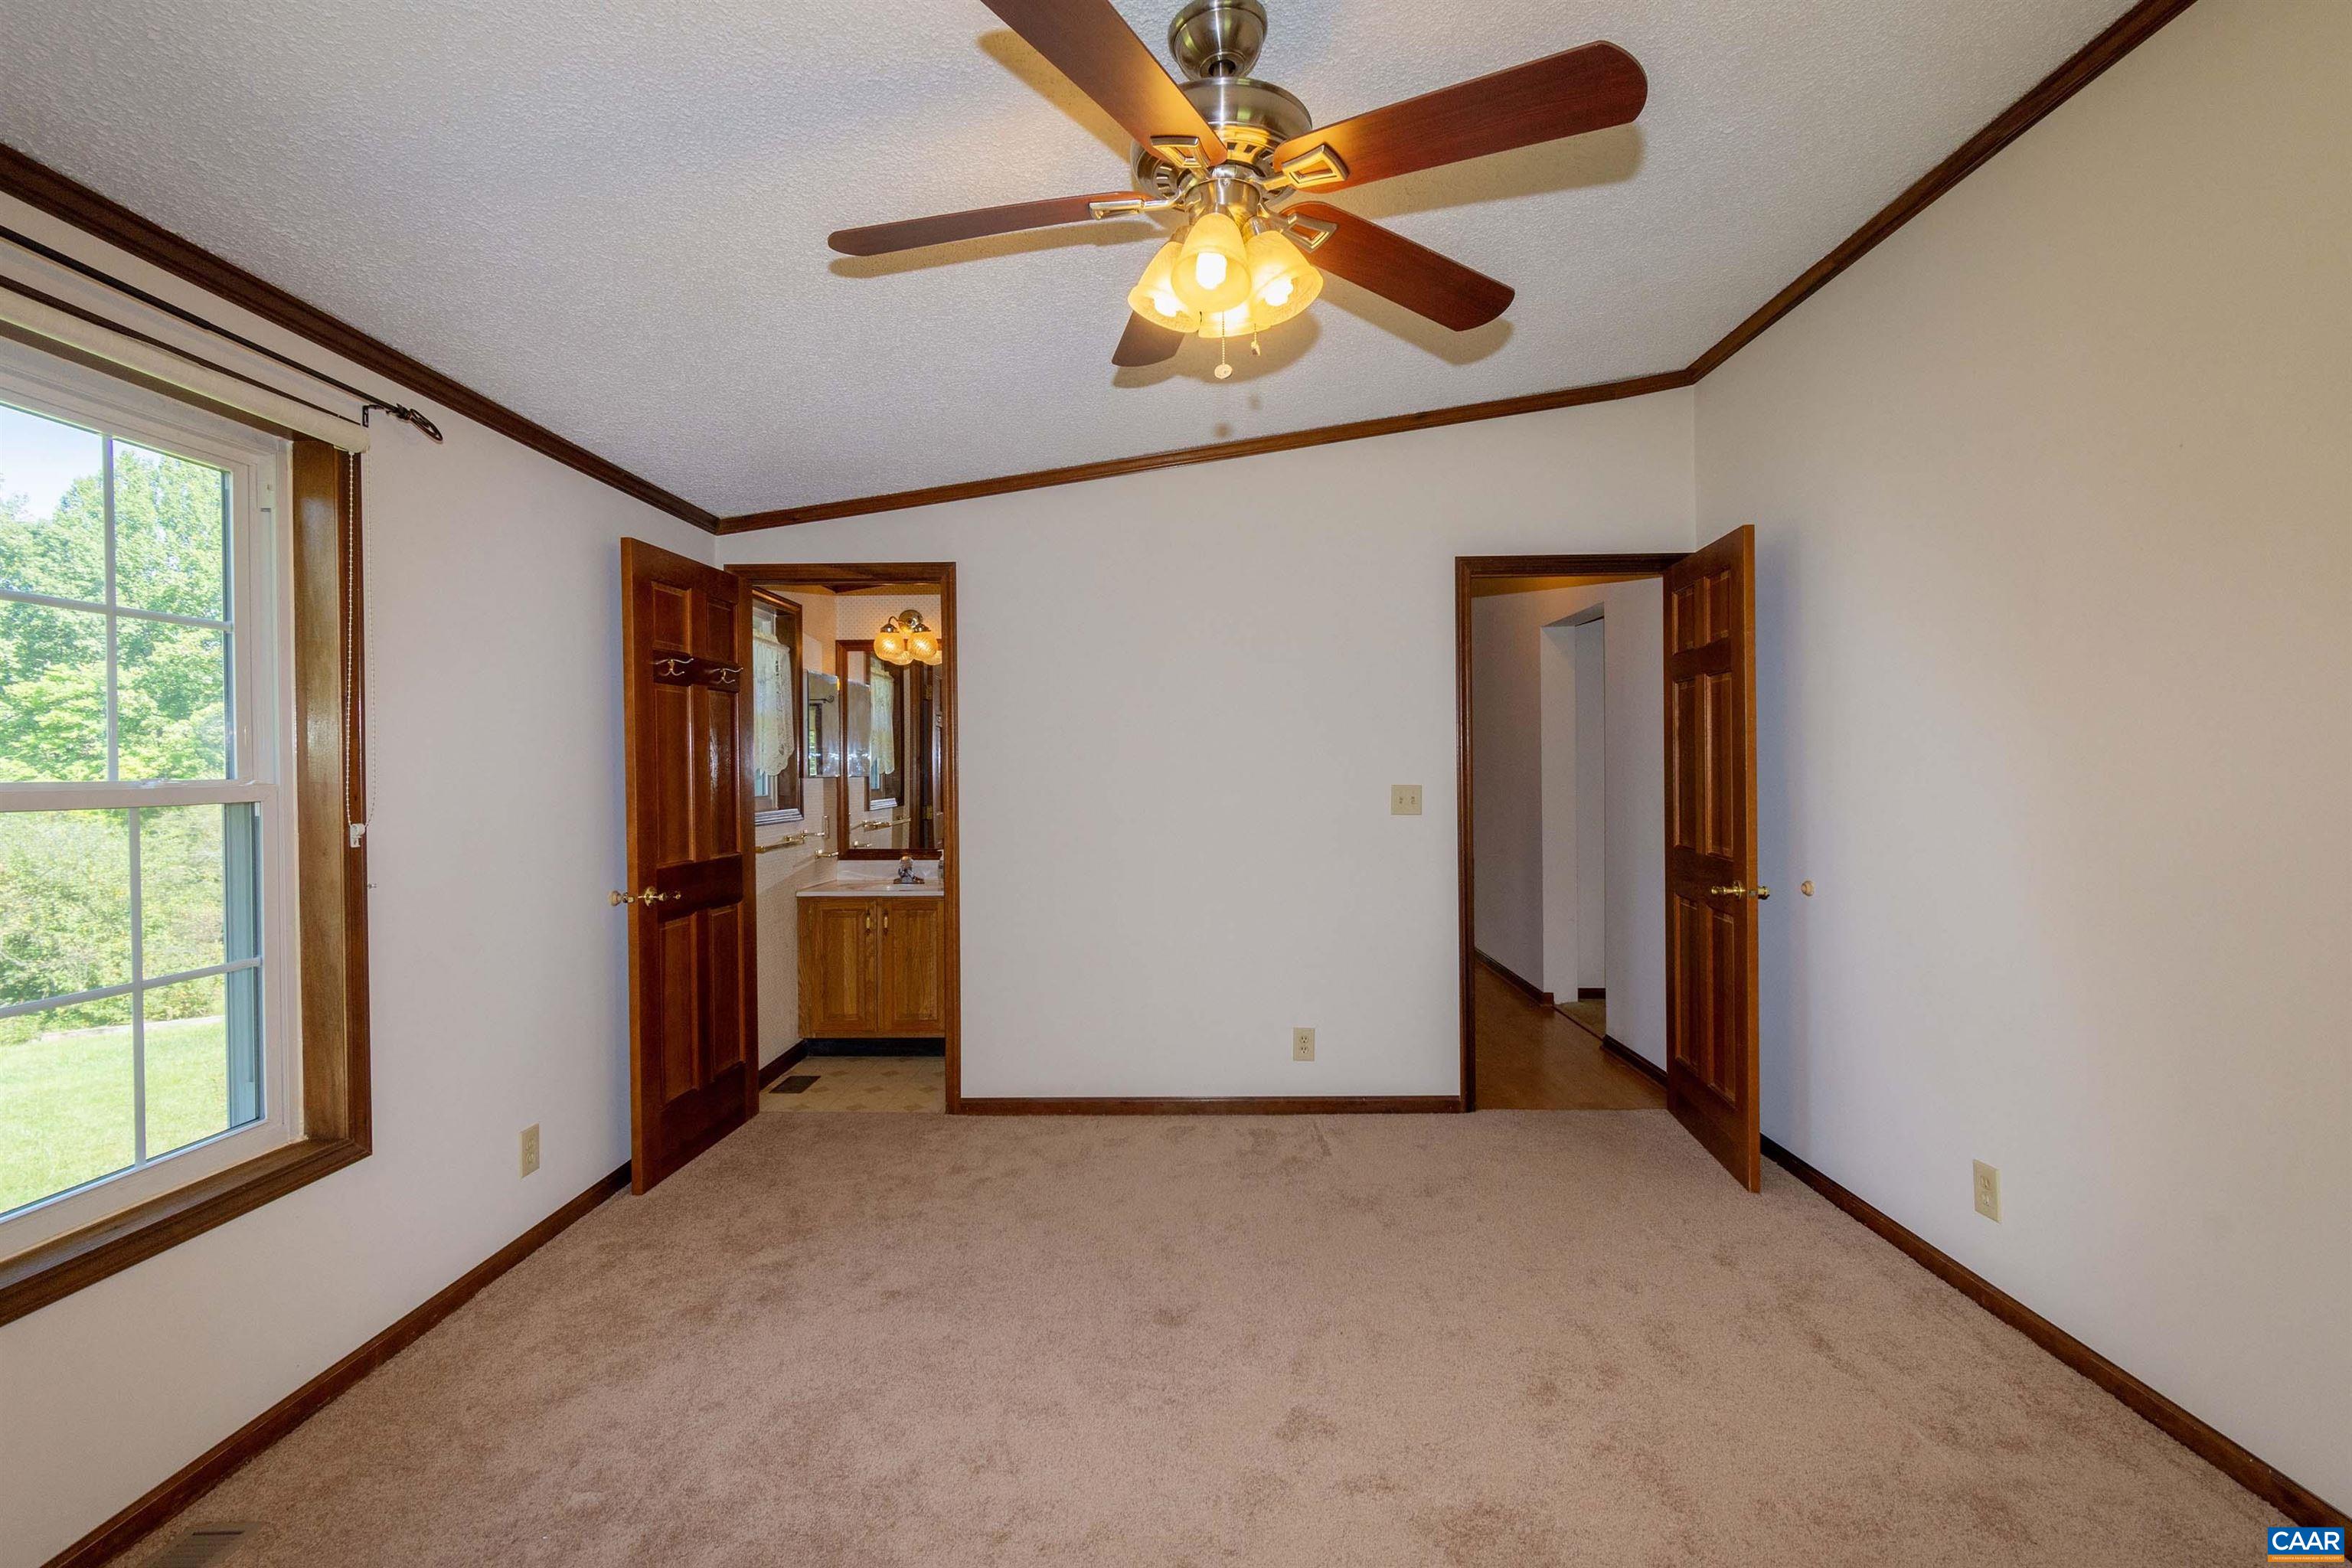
[{"left": 730, "top": 562, "right": 960, "bottom": 1113}]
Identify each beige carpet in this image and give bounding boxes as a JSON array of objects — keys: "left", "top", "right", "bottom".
[{"left": 130, "top": 1111, "right": 2275, "bottom": 1566}]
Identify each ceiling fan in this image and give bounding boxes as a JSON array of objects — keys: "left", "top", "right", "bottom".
[{"left": 828, "top": 0, "right": 1647, "bottom": 371}]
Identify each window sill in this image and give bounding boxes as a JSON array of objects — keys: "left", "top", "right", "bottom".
[{"left": 0, "top": 1135, "right": 368, "bottom": 1327}]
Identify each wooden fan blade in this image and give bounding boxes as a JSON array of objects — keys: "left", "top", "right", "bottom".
[
  {"left": 828, "top": 191, "right": 1136, "bottom": 256},
  {"left": 1270, "top": 41, "right": 1645, "bottom": 192},
  {"left": 1112, "top": 311, "right": 1186, "bottom": 367},
  {"left": 1289, "top": 203, "right": 1514, "bottom": 331},
  {"left": 982, "top": 0, "right": 1227, "bottom": 168}
]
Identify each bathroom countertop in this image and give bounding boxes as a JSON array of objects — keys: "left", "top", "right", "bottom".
[{"left": 795, "top": 878, "right": 943, "bottom": 898}]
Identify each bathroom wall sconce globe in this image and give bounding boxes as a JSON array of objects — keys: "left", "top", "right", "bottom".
[{"left": 874, "top": 609, "right": 942, "bottom": 667}]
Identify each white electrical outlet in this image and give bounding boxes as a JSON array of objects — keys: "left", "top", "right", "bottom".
[
  {"left": 520, "top": 1124, "right": 541, "bottom": 1178},
  {"left": 1292, "top": 1027, "right": 1315, "bottom": 1062},
  {"left": 1390, "top": 784, "right": 1423, "bottom": 815},
  {"left": 1972, "top": 1159, "right": 2000, "bottom": 1221}
]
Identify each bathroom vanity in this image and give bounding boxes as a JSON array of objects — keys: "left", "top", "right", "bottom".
[{"left": 796, "top": 880, "right": 946, "bottom": 1039}]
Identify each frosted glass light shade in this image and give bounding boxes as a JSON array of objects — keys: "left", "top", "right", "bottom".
[
  {"left": 1195, "top": 299, "right": 1259, "bottom": 340},
  {"left": 906, "top": 629, "right": 942, "bottom": 664},
  {"left": 1126, "top": 241, "right": 1200, "bottom": 331},
  {"left": 1172, "top": 214, "right": 1250, "bottom": 313},
  {"left": 874, "top": 620, "right": 911, "bottom": 665},
  {"left": 1244, "top": 229, "right": 1321, "bottom": 328}
]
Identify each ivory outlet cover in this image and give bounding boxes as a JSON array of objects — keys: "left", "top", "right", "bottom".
[
  {"left": 1292, "top": 1027, "right": 1315, "bottom": 1062},
  {"left": 1972, "top": 1160, "right": 2000, "bottom": 1221},
  {"left": 520, "top": 1124, "right": 541, "bottom": 1178},
  {"left": 1390, "top": 785, "right": 1422, "bottom": 815}
]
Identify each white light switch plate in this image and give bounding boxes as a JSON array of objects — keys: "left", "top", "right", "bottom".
[{"left": 1390, "top": 785, "right": 1423, "bottom": 815}]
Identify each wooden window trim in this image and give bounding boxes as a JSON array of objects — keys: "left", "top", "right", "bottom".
[{"left": 0, "top": 436, "right": 371, "bottom": 1327}]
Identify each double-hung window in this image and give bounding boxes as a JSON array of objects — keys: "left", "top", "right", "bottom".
[{"left": 0, "top": 348, "right": 299, "bottom": 1259}]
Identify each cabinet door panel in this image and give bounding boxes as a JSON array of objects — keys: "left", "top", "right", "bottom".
[
  {"left": 799, "top": 899, "right": 879, "bottom": 1036},
  {"left": 879, "top": 898, "right": 946, "bottom": 1035}
]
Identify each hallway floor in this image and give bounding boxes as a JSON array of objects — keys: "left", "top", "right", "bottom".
[
  {"left": 1471, "top": 959, "right": 1665, "bottom": 1110},
  {"left": 116, "top": 1110, "right": 2276, "bottom": 1566}
]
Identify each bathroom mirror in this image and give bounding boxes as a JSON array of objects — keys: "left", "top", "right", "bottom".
[
  {"left": 750, "top": 593, "right": 803, "bottom": 821},
  {"left": 802, "top": 671, "right": 841, "bottom": 779},
  {"left": 838, "top": 640, "right": 942, "bottom": 858}
]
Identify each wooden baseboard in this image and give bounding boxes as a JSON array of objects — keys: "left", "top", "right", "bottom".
[
  {"left": 1472, "top": 950, "right": 1551, "bottom": 1008},
  {"left": 756, "top": 1042, "right": 808, "bottom": 1087},
  {"left": 1759, "top": 1136, "right": 2347, "bottom": 1530},
  {"left": 1576, "top": 987, "right": 1606, "bottom": 1001},
  {"left": 43, "top": 1161, "right": 632, "bottom": 1568},
  {"left": 956, "top": 1096, "right": 1462, "bottom": 1116},
  {"left": 1600, "top": 1034, "right": 1667, "bottom": 1086}
]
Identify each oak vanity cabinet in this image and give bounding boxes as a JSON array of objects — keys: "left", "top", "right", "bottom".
[{"left": 797, "top": 893, "right": 945, "bottom": 1039}]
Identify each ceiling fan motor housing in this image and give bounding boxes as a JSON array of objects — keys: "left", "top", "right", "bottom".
[
  {"left": 1134, "top": 0, "right": 1313, "bottom": 198},
  {"left": 1169, "top": 0, "right": 1266, "bottom": 77}
]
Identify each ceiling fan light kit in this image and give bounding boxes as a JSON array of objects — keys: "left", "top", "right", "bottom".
[{"left": 828, "top": 0, "right": 1647, "bottom": 371}]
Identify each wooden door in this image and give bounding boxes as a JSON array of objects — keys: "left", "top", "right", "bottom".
[
  {"left": 621, "top": 539, "right": 757, "bottom": 1192},
  {"left": 879, "top": 898, "right": 946, "bottom": 1034},
  {"left": 799, "top": 898, "right": 880, "bottom": 1036},
  {"left": 1662, "top": 525, "right": 1762, "bottom": 1190}
]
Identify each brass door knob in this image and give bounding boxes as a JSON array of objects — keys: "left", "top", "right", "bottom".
[
  {"left": 1708, "top": 883, "right": 1771, "bottom": 900},
  {"left": 609, "top": 887, "right": 675, "bottom": 906}
]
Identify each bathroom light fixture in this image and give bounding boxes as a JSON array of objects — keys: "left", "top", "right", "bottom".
[{"left": 874, "top": 609, "right": 942, "bottom": 667}]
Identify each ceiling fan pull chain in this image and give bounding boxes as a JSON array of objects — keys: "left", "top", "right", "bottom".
[{"left": 1215, "top": 328, "right": 1232, "bottom": 381}]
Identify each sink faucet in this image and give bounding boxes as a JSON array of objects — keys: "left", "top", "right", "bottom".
[{"left": 893, "top": 854, "right": 921, "bottom": 886}]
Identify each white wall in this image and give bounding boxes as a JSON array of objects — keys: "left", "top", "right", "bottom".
[
  {"left": 0, "top": 192, "right": 715, "bottom": 1568},
  {"left": 1537, "top": 606, "right": 1616, "bottom": 1004},
  {"left": 1695, "top": 0, "right": 2350, "bottom": 1505},
  {"left": 1537, "top": 617, "right": 1582, "bottom": 994},
  {"left": 1592, "top": 583, "right": 1666, "bottom": 1068},
  {"left": 1572, "top": 619, "right": 1606, "bottom": 989},
  {"left": 722, "top": 393, "right": 1699, "bottom": 1098},
  {"left": 1472, "top": 589, "right": 1554, "bottom": 987}
]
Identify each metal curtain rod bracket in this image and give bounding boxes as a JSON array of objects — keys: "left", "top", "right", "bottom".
[{"left": 0, "top": 222, "right": 444, "bottom": 443}]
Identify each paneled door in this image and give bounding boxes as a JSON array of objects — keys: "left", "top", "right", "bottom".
[
  {"left": 1662, "top": 525, "right": 1762, "bottom": 1190},
  {"left": 620, "top": 539, "right": 757, "bottom": 1192}
]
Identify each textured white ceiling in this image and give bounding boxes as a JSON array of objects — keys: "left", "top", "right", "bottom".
[{"left": 0, "top": 0, "right": 2128, "bottom": 514}]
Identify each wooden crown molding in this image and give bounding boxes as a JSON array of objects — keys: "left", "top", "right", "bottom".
[
  {"left": 0, "top": 144, "right": 717, "bottom": 533},
  {"left": 2, "top": 0, "right": 2198, "bottom": 537},
  {"left": 714, "top": 371, "right": 1696, "bottom": 532},
  {"left": 721, "top": 0, "right": 2200, "bottom": 531}
]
